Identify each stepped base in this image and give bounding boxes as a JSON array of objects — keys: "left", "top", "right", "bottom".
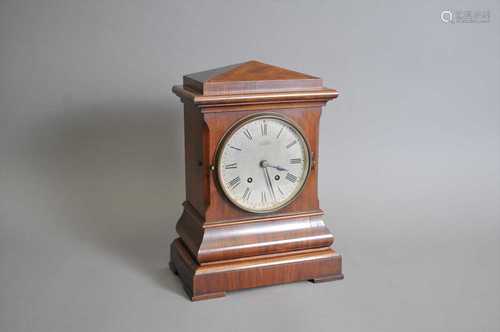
[{"left": 169, "top": 238, "right": 343, "bottom": 301}]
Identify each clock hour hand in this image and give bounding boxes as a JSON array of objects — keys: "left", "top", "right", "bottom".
[{"left": 260, "top": 160, "right": 288, "bottom": 172}]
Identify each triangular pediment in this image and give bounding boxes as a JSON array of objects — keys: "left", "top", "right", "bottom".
[{"left": 183, "top": 60, "right": 323, "bottom": 96}]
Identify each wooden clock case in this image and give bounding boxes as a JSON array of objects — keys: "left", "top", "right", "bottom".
[{"left": 169, "top": 61, "right": 342, "bottom": 301}]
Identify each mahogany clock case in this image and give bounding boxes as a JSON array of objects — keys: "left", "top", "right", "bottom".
[{"left": 169, "top": 61, "right": 342, "bottom": 300}]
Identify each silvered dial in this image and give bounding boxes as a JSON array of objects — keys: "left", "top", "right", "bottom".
[{"left": 217, "top": 115, "right": 310, "bottom": 213}]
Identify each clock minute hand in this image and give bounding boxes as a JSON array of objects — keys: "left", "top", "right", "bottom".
[
  {"left": 263, "top": 167, "right": 276, "bottom": 202},
  {"left": 260, "top": 160, "right": 276, "bottom": 202},
  {"left": 260, "top": 160, "right": 288, "bottom": 172}
]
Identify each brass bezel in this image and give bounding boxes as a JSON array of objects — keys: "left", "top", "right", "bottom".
[{"left": 214, "top": 112, "right": 312, "bottom": 214}]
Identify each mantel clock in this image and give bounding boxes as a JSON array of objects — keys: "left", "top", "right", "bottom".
[{"left": 169, "top": 60, "right": 342, "bottom": 301}]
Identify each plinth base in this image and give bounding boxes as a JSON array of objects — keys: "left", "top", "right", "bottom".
[{"left": 169, "top": 238, "right": 343, "bottom": 301}]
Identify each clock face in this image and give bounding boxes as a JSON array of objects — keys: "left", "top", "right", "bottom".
[{"left": 217, "top": 114, "right": 310, "bottom": 213}]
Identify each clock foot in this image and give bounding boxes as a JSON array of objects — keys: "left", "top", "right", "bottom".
[
  {"left": 184, "top": 286, "right": 226, "bottom": 301},
  {"left": 168, "top": 261, "right": 178, "bottom": 275},
  {"left": 170, "top": 238, "right": 342, "bottom": 301},
  {"left": 309, "top": 274, "right": 344, "bottom": 283}
]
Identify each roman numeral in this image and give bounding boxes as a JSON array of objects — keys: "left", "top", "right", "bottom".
[
  {"left": 286, "top": 140, "right": 297, "bottom": 149},
  {"left": 289, "top": 158, "right": 302, "bottom": 164},
  {"left": 242, "top": 187, "right": 251, "bottom": 202},
  {"left": 285, "top": 173, "right": 297, "bottom": 183},
  {"left": 243, "top": 129, "right": 252, "bottom": 140},
  {"left": 224, "top": 162, "right": 237, "bottom": 169},
  {"left": 260, "top": 121, "right": 268, "bottom": 136},
  {"left": 261, "top": 191, "right": 267, "bottom": 204},
  {"left": 230, "top": 145, "right": 242, "bottom": 151},
  {"left": 276, "top": 126, "right": 284, "bottom": 139},
  {"left": 228, "top": 176, "right": 241, "bottom": 189}
]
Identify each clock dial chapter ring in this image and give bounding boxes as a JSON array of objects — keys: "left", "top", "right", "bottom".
[{"left": 215, "top": 113, "right": 311, "bottom": 214}]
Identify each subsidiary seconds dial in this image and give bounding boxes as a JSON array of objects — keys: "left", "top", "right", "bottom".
[{"left": 217, "top": 114, "right": 311, "bottom": 213}]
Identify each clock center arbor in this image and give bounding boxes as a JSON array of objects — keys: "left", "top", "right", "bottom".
[{"left": 169, "top": 60, "right": 342, "bottom": 301}]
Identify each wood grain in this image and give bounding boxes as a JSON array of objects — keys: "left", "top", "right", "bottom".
[
  {"left": 170, "top": 239, "right": 343, "bottom": 301},
  {"left": 176, "top": 201, "right": 334, "bottom": 263},
  {"left": 183, "top": 60, "right": 323, "bottom": 96}
]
